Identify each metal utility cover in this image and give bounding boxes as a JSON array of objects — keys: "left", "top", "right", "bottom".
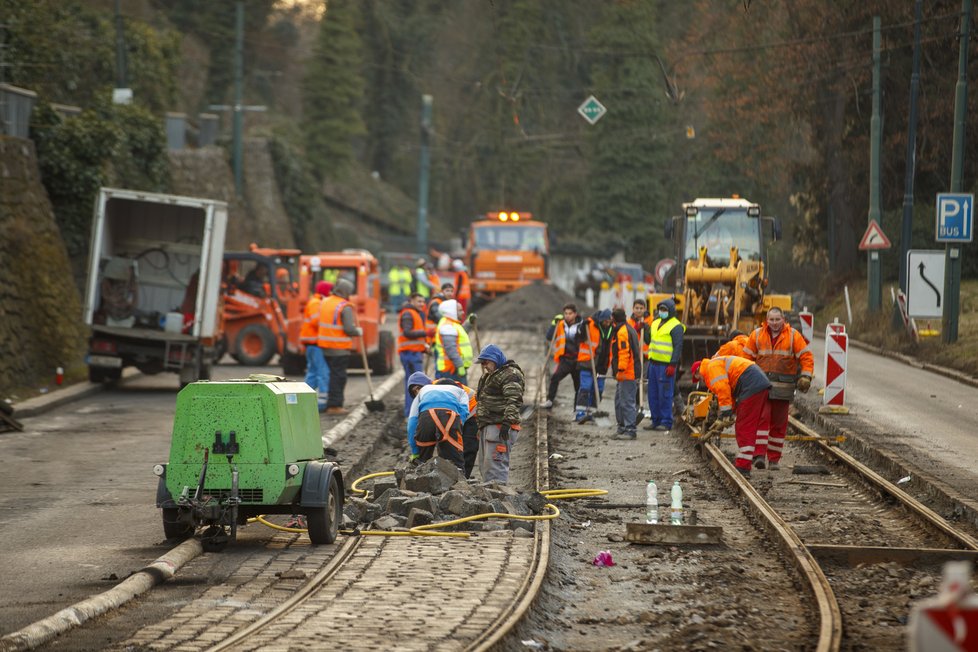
[{"left": 907, "top": 250, "right": 945, "bottom": 318}]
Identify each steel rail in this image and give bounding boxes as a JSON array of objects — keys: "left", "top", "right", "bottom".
[
  {"left": 789, "top": 416, "right": 978, "bottom": 551},
  {"left": 700, "top": 440, "right": 843, "bottom": 652}
]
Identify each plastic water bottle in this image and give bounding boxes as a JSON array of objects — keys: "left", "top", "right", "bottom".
[
  {"left": 670, "top": 481, "right": 683, "bottom": 525},
  {"left": 645, "top": 480, "right": 658, "bottom": 524}
]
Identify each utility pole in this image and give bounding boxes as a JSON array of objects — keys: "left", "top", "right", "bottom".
[
  {"left": 942, "top": 0, "right": 973, "bottom": 344},
  {"left": 898, "top": 0, "right": 924, "bottom": 294},
  {"left": 114, "top": 0, "right": 127, "bottom": 88},
  {"left": 233, "top": 0, "right": 244, "bottom": 196},
  {"left": 416, "top": 94, "right": 432, "bottom": 256},
  {"left": 867, "top": 16, "right": 883, "bottom": 312}
]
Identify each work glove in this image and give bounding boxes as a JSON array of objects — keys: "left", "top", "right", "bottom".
[
  {"left": 665, "top": 364, "right": 676, "bottom": 377},
  {"left": 354, "top": 326, "right": 364, "bottom": 336},
  {"left": 796, "top": 376, "right": 812, "bottom": 393},
  {"left": 468, "top": 313, "right": 478, "bottom": 324},
  {"left": 499, "top": 425, "right": 511, "bottom": 442},
  {"left": 715, "top": 410, "right": 735, "bottom": 430},
  {"left": 408, "top": 453, "right": 421, "bottom": 466},
  {"left": 552, "top": 314, "right": 563, "bottom": 325}
]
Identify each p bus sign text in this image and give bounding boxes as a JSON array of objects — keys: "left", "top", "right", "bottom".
[{"left": 936, "top": 193, "right": 974, "bottom": 243}]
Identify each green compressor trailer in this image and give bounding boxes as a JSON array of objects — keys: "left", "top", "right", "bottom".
[{"left": 154, "top": 375, "right": 343, "bottom": 549}]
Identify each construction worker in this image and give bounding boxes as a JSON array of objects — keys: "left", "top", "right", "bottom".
[
  {"left": 475, "top": 344, "right": 525, "bottom": 483},
  {"left": 398, "top": 292, "right": 428, "bottom": 416},
  {"left": 541, "top": 303, "right": 582, "bottom": 410},
  {"left": 317, "top": 278, "right": 361, "bottom": 415},
  {"left": 690, "top": 356, "right": 772, "bottom": 478},
  {"left": 628, "top": 299, "right": 652, "bottom": 417},
  {"left": 743, "top": 307, "right": 814, "bottom": 470},
  {"left": 714, "top": 329, "right": 749, "bottom": 358},
  {"left": 573, "top": 309, "right": 613, "bottom": 424},
  {"left": 387, "top": 264, "right": 412, "bottom": 311},
  {"left": 302, "top": 280, "right": 332, "bottom": 411},
  {"left": 405, "top": 372, "right": 467, "bottom": 471},
  {"left": 645, "top": 298, "right": 685, "bottom": 432},
  {"left": 434, "top": 377, "right": 479, "bottom": 478},
  {"left": 452, "top": 259, "right": 471, "bottom": 313},
  {"left": 241, "top": 264, "right": 269, "bottom": 298},
  {"left": 425, "top": 283, "right": 454, "bottom": 373},
  {"left": 610, "top": 308, "right": 642, "bottom": 440},
  {"left": 434, "top": 299, "right": 472, "bottom": 383},
  {"left": 413, "top": 258, "right": 434, "bottom": 299}
]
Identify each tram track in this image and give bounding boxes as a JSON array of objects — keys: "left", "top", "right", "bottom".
[{"left": 695, "top": 412, "right": 978, "bottom": 651}]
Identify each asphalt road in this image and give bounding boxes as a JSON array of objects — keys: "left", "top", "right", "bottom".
[{"left": 0, "top": 359, "right": 383, "bottom": 636}]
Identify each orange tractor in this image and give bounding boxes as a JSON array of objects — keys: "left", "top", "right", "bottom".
[
  {"left": 221, "top": 246, "right": 303, "bottom": 366},
  {"left": 279, "top": 249, "right": 395, "bottom": 377}
]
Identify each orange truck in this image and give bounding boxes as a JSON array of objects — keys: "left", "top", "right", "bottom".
[
  {"left": 280, "top": 249, "right": 395, "bottom": 377},
  {"left": 466, "top": 211, "right": 549, "bottom": 301}
]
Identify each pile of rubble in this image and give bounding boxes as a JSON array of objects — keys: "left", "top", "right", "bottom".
[
  {"left": 343, "top": 458, "right": 548, "bottom": 533},
  {"left": 476, "top": 281, "right": 578, "bottom": 333}
]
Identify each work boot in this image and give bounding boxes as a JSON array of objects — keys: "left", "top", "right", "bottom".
[
  {"left": 540, "top": 399, "right": 553, "bottom": 409},
  {"left": 643, "top": 422, "right": 657, "bottom": 431},
  {"left": 653, "top": 425, "right": 670, "bottom": 432},
  {"left": 612, "top": 432, "right": 636, "bottom": 441},
  {"left": 767, "top": 460, "right": 780, "bottom": 471},
  {"left": 735, "top": 467, "right": 751, "bottom": 479},
  {"left": 325, "top": 406, "right": 348, "bottom": 416},
  {"left": 753, "top": 455, "right": 767, "bottom": 470}
]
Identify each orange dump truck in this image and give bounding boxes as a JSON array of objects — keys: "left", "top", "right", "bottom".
[{"left": 466, "top": 211, "right": 549, "bottom": 301}]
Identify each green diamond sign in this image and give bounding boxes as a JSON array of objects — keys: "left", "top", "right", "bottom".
[{"left": 577, "top": 95, "right": 607, "bottom": 125}]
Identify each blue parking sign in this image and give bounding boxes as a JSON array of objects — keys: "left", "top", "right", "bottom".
[{"left": 935, "top": 193, "right": 974, "bottom": 243}]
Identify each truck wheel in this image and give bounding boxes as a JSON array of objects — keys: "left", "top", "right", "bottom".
[
  {"left": 162, "top": 507, "right": 193, "bottom": 540},
  {"left": 234, "top": 324, "right": 276, "bottom": 366},
  {"left": 370, "top": 331, "right": 395, "bottom": 376},
  {"left": 282, "top": 351, "right": 306, "bottom": 376},
  {"left": 89, "top": 366, "right": 122, "bottom": 384},
  {"left": 306, "top": 474, "right": 341, "bottom": 545}
]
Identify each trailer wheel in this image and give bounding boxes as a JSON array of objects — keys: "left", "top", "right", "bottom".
[
  {"left": 370, "top": 331, "right": 395, "bottom": 376},
  {"left": 89, "top": 366, "right": 122, "bottom": 384},
  {"left": 306, "top": 474, "right": 341, "bottom": 545},
  {"left": 162, "top": 507, "right": 193, "bottom": 540},
  {"left": 234, "top": 324, "right": 276, "bottom": 366}
]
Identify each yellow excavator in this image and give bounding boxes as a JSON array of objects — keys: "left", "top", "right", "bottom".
[{"left": 649, "top": 196, "right": 791, "bottom": 368}]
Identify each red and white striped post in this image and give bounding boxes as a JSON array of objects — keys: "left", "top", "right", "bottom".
[
  {"left": 820, "top": 318, "right": 849, "bottom": 414},
  {"left": 798, "top": 306, "right": 814, "bottom": 343}
]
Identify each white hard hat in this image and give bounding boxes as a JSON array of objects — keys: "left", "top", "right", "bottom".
[{"left": 452, "top": 259, "right": 465, "bottom": 272}]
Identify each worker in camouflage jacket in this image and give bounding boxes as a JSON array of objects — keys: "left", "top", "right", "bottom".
[{"left": 474, "top": 344, "right": 525, "bottom": 484}]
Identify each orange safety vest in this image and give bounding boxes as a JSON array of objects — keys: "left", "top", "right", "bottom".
[
  {"left": 416, "top": 408, "right": 464, "bottom": 452},
  {"left": 553, "top": 319, "right": 570, "bottom": 363},
  {"left": 317, "top": 295, "right": 353, "bottom": 350},
  {"left": 576, "top": 320, "right": 601, "bottom": 363},
  {"left": 397, "top": 306, "right": 427, "bottom": 353},
  {"left": 425, "top": 296, "right": 443, "bottom": 343},
  {"left": 627, "top": 315, "right": 651, "bottom": 356},
  {"left": 699, "top": 355, "right": 759, "bottom": 411},
  {"left": 743, "top": 324, "right": 814, "bottom": 382},
  {"left": 300, "top": 293, "right": 324, "bottom": 344},
  {"left": 614, "top": 323, "right": 637, "bottom": 381},
  {"left": 455, "top": 270, "right": 471, "bottom": 301},
  {"left": 714, "top": 334, "right": 749, "bottom": 359}
]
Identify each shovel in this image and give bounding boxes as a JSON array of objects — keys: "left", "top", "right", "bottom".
[
  {"left": 636, "top": 335, "right": 646, "bottom": 427},
  {"left": 468, "top": 312, "right": 482, "bottom": 354},
  {"left": 587, "top": 351, "right": 612, "bottom": 427},
  {"left": 355, "top": 320, "right": 385, "bottom": 412}
]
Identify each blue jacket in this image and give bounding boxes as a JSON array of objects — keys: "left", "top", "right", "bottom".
[
  {"left": 652, "top": 298, "right": 684, "bottom": 366},
  {"left": 407, "top": 382, "right": 469, "bottom": 455}
]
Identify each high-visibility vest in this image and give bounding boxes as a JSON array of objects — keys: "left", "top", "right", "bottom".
[
  {"left": 388, "top": 267, "right": 411, "bottom": 296},
  {"left": 576, "top": 320, "right": 601, "bottom": 363},
  {"left": 435, "top": 318, "right": 472, "bottom": 373},
  {"left": 317, "top": 295, "right": 353, "bottom": 350},
  {"left": 300, "top": 293, "right": 324, "bottom": 345},
  {"left": 700, "top": 355, "right": 759, "bottom": 411},
  {"left": 714, "top": 334, "right": 749, "bottom": 359},
  {"left": 553, "top": 319, "right": 569, "bottom": 363},
  {"left": 614, "top": 323, "right": 637, "bottom": 381},
  {"left": 743, "top": 324, "right": 814, "bottom": 382},
  {"left": 397, "top": 306, "right": 427, "bottom": 353},
  {"left": 322, "top": 269, "right": 340, "bottom": 284},
  {"left": 455, "top": 270, "right": 471, "bottom": 301},
  {"left": 627, "top": 315, "right": 650, "bottom": 356},
  {"left": 647, "top": 316, "right": 684, "bottom": 363},
  {"left": 414, "top": 269, "right": 431, "bottom": 298}
]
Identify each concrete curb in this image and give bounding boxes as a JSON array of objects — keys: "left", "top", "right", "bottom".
[
  {"left": 10, "top": 368, "right": 141, "bottom": 420},
  {"left": 0, "top": 539, "right": 203, "bottom": 652}
]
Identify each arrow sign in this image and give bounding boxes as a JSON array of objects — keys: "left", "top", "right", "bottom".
[
  {"left": 858, "top": 219, "right": 892, "bottom": 250},
  {"left": 917, "top": 261, "right": 941, "bottom": 307}
]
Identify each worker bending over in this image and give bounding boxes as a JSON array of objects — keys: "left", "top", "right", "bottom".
[
  {"left": 398, "top": 293, "right": 428, "bottom": 416},
  {"left": 611, "top": 308, "right": 642, "bottom": 440},
  {"left": 574, "top": 309, "right": 613, "bottom": 424},
  {"left": 435, "top": 299, "right": 472, "bottom": 384},
  {"left": 645, "top": 298, "right": 685, "bottom": 432},
  {"left": 743, "top": 307, "right": 814, "bottom": 470},
  {"left": 715, "top": 329, "right": 748, "bottom": 358},
  {"left": 475, "top": 344, "right": 525, "bottom": 483},
  {"left": 434, "top": 377, "right": 479, "bottom": 478},
  {"left": 541, "top": 303, "right": 582, "bottom": 410},
  {"left": 691, "top": 356, "right": 772, "bottom": 479},
  {"left": 405, "top": 372, "right": 466, "bottom": 471}
]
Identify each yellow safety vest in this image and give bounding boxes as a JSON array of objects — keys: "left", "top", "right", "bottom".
[
  {"left": 414, "top": 270, "right": 431, "bottom": 299},
  {"left": 388, "top": 267, "right": 411, "bottom": 296},
  {"left": 647, "top": 316, "right": 685, "bottom": 363},
  {"left": 435, "top": 319, "right": 473, "bottom": 373}
]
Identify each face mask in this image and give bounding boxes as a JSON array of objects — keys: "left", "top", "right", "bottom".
[{"left": 658, "top": 310, "right": 669, "bottom": 320}]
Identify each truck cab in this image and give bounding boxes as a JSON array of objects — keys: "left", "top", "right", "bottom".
[{"left": 466, "top": 211, "right": 549, "bottom": 300}]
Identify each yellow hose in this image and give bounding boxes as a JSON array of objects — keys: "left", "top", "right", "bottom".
[{"left": 349, "top": 471, "right": 395, "bottom": 497}]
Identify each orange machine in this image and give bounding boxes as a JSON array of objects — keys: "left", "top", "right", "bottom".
[
  {"left": 466, "top": 211, "right": 549, "bottom": 301},
  {"left": 221, "top": 245, "right": 302, "bottom": 367},
  {"left": 280, "top": 249, "right": 394, "bottom": 376}
]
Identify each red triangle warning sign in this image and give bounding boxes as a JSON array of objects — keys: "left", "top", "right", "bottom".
[{"left": 859, "top": 219, "right": 892, "bottom": 250}]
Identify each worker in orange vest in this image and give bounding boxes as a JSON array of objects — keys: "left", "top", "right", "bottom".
[
  {"left": 302, "top": 280, "right": 332, "bottom": 410},
  {"left": 573, "top": 309, "right": 613, "bottom": 423},
  {"left": 714, "top": 330, "right": 749, "bottom": 358},
  {"left": 541, "top": 303, "right": 582, "bottom": 410},
  {"left": 317, "top": 278, "right": 361, "bottom": 415},
  {"left": 610, "top": 308, "right": 642, "bottom": 440},
  {"left": 452, "top": 259, "right": 471, "bottom": 312},
  {"left": 398, "top": 292, "right": 428, "bottom": 416},
  {"left": 691, "top": 356, "right": 772, "bottom": 478},
  {"left": 627, "top": 298, "right": 652, "bottom": 417},
  {"left": 743, "top": 307, "right": 814, "bottom": 470}
]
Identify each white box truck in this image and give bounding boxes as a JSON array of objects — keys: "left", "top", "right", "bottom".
[{"left": 82, "top": 188, "right": 228, "bottom": 385}]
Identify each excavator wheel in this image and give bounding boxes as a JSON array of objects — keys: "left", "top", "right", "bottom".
[{"left": 234, "top": 324, "right": 277, "bottom": 366}]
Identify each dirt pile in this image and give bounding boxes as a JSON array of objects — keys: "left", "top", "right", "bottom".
[
  {"left": 476, "top": 282, "right": 579, "bottom": 333},
  {"left": 343, "top": 457, "right": 548, "bottom": 532}
]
